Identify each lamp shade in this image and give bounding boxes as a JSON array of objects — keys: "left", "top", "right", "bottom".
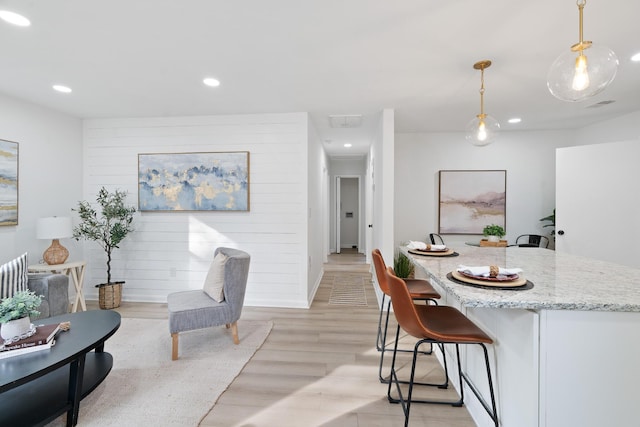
[
  {"left": 36, "top": 217, "right": 73, "bottom": 239},
  {"left": 465, "top": 114, "right": 500, "bottom": 147},
  {"left": 547, "top": 43, "right": 618, "bottom": 102}
]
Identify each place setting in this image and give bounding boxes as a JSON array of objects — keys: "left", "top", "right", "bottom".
[
  {"left": 447, "top": 265, "right": 534, "bottom": 290},
  {"left": 406, "top": 240, "right": 459, "bottom": 257}
]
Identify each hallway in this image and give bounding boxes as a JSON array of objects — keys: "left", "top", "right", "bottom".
[{"left": 200, "top": 249, "right": 477, "bottom": 426}]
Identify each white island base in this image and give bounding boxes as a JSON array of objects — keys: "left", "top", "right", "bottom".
[{"left": 406, "top": 246, "right": 640, "bottom": 427}]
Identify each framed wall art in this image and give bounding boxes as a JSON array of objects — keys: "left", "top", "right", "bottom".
[
  {"left": 438, "top": 170, "right": 506, "bottom": 234},
  {"left": 138, "top": 151, "right": 250, "bottom": 212},
  {"left": 0, "top": 139, "right": 18, "bottom": 226}
]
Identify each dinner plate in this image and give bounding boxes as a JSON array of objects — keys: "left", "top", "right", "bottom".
[
  {"left": 458, "top": 271, "right": 519, "bottom": 282},
  {"left": 448, "top": 271, "right": 532, "bottom": 290},
  {"left": 415, "top": 248, "right": 447, "bottom": 253},
  {"left": 408, "top": 249, "right": 457, "bottom": 257}
]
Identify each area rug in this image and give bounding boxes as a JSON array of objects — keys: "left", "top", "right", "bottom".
[
  {"left": 328, "top": 273, "right": 368, "bottom": 306},
  {"left": 47, "top": 317, "right": 272, "bottom": 427}
]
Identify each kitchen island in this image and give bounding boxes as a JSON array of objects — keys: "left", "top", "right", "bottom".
[{"left": 402, "top": 245, "right": 640, "bottom": 427}]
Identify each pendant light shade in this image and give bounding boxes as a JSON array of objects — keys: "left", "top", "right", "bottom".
[
  {"left": 465, "top": 114, "right": 500, "bottom": 147},
  {"left": 547, "top": 0, "right": 618, "bottom": 102},
  {"left": 466, "top": 60, "right": 500, "bottom": 147}
]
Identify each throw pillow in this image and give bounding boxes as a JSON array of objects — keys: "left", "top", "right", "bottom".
[
  {"left": 0, "top": 252, "right": 29, "bottom": 300},
  {"left": 203, "top": 252, "right": 227, "bottom": 302}
]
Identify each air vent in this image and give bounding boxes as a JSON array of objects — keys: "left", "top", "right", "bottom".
[
  {"left": 329, "top": 115, "right": 362, "bottom": 128},
  {"left": 587, "top": 100, "right": 615, "bottom": 108}
]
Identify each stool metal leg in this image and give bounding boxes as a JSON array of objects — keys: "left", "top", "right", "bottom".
[{"left": 378, "top": 299, "right": 438, "bottom": 384}]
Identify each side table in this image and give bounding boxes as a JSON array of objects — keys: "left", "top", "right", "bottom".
[{"left": 28, "top": 261, "right": 87, "bottom": 313}]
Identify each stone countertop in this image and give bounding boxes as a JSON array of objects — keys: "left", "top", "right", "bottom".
[{"left": 402, "top": 245, "right": 640, "bottom": 312}]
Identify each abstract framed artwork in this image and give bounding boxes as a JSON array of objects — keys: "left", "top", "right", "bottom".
[
  {"left": 438, "top": 170, "right": 506, "bottom": 234},
  {"left": 0, "top": 139, "right": 18, "bottom": 226},
  {"left": 138, "top": 151, "right": 250, "bottom": 212}
]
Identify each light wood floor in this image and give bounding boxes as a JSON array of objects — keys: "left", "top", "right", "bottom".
[{"left": 97, "top": 251, "right": 477, "bottom": 427}]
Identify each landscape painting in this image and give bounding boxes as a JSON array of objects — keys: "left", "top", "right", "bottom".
[
  {"left": 138, "top": 151, "right": 250, "bottom": 212},
  {"left": 0, "top": 139, "right": 18, "bottom": 226},
  {"left": 438, "top": 170, "right": 506, "bottom": 234}
]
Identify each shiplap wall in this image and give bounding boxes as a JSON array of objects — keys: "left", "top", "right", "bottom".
[{"left": 81, "top": 113, "right": 313, "bottom": 308}]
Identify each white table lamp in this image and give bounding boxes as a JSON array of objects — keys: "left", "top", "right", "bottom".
[{"left": 37, "top": 216, "right": 73, "bottom": 265}]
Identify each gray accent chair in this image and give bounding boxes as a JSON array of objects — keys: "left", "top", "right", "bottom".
[
  {"left": 28, "top": 273, "right": 70, "bottom": 319},
  {"left": 167, "top": 247, "right": 250, "bottom": 360}
]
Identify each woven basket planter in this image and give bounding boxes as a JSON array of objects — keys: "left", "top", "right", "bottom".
[{"left": 98, "top": 282, "right": 123, "bottom": 309}]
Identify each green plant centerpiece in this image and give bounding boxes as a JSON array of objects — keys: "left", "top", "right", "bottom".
[
  {"left": 0, "top": 290, "right": 43, "bottom": 340},
  {"left": 73, "top": 187, "right": 136, "bottom": 309},
  {"left": 483, "top": 224, "right": 506, "bottom": 242},
  {"left": 394, "top": 253, "right": 415, "bottom": 279}
]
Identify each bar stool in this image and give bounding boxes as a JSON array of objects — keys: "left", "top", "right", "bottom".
[
  {"left": 371, "top": 249, "right": 441, "bottom": 383},
  {"left": 384, "top": 266, "right": 498, "bottom": 427}
]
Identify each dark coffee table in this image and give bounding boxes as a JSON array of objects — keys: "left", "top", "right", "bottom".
[{"left": 0, "top": 310, "right": 121, "bottom": 426}]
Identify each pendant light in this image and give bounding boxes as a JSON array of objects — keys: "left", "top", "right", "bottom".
[
  {"left": 547, "top": 0, "right": 618, "bottom": 102},
  {"left": 466, "top": 60, "right": 500, "bottom": 147}
]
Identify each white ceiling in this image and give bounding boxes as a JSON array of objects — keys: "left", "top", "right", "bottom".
[{"left": 1, "top": 0, "right": 638, "bottom": 156}]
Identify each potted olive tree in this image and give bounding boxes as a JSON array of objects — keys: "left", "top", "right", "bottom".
[
  {"left": 483, "top": 224, "right": 506, "bottom": 243},
  {"left": 0, "top": 290, "right": 42, "bottom": 340},
  {"left": 73, "top": 187, "right": 136, "bottom": 309}
]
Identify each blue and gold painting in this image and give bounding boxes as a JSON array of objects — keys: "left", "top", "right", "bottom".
[{"left": 138, "top": 151, "right": 249, "bottom": 212}]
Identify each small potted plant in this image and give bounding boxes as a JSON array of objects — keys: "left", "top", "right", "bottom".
[
  {"left": 394, "top": 253, "right": 415, "bottom": 279},
  {"left": 0, "top": 290, "right": 42, "bottom": 341},
  {"left": 73, "top": 187, "right": 136, "bottom": 309},
  {"left": 483, "top": 224, "right": 506, "bottom": 243}
]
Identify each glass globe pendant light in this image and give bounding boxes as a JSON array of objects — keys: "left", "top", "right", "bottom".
[
  {"left": 466, "top": 60, "right": 500, "bottom": 147},
  {"left": 547, "top": 0, "right": 618, "bottom": 102}
]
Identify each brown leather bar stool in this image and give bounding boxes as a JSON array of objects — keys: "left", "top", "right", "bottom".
[
  {"left": 384, "top": 267, "right": 498, "bottom": 427},
  {"left": 371, "top": 249, "right": 441, "bottom": 383}
]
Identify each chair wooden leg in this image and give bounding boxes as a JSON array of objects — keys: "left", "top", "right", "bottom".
[
  {"left": 225, "top": 323, "right": 230, "bottom": 329},
  {"left": 171, "top": 333, "right": 179, "bottom": 361},
  {"left": 230, "top": 321, "right": 239, "bottom": 344}
]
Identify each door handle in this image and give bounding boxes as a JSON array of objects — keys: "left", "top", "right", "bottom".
[{"left": 557, "top": 230, "right": 565, "bottom": 235}]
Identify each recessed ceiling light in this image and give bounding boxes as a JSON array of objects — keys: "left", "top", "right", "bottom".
[
  {"left": 631, "top": 52, "right": 640, "bottom": 62},
  {"left": 508, "top": 118, "right": 522, "bottom": 124},
  {"left": 344, "top": 143, "right": 352, "bottom": 148},
  {"left": 203, "top": 78, "right": 220, "bottom": 87},
  {"left": 0, "top": 10, "right": 31, "bottom": 27},
  {"left": 52, "top": 85, "right": 72, "bottom": 93}
]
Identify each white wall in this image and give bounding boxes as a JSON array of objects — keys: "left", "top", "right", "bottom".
[
  {"left": 0, "top": 93, "right": 82, "bottom": 265},
  {"left": 306, "top": 118, "right": 327, "bottom": 305},
  {"left": 370, "top": 109, "right": 395, "bottom": 263},
  {"left": 81, "top": 113, "right": 312, "bottom": 308},
  {"left": 575, "top": 111, "right": 640, "bottom": 144},
  {"left": 394, "top": 129, "right": 576, "bottom": 247}
]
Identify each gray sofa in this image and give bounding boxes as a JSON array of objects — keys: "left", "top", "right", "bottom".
[{"left": 27, "top": 273, "right": 69, "bottom": 319}]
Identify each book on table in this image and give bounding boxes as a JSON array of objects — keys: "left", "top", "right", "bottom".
[{"left": 0, "top": 323, "right": 61, "bottom": 359}]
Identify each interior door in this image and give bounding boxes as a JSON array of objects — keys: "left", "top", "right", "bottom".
[{"left": 556, "top": 140, "right": 640, "bottom": 268}]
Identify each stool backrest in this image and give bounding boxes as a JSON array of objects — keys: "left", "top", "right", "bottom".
[
  {"left": 385, "top": 266, "right": 429, "bottom": 339},
  {"left": 371, "top": 249, "right": 391, "bottom": 296}
]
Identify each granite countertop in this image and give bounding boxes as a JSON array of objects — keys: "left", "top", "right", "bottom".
[{"left": 402, "top": 245, "right": 640, "bottom": 312}]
